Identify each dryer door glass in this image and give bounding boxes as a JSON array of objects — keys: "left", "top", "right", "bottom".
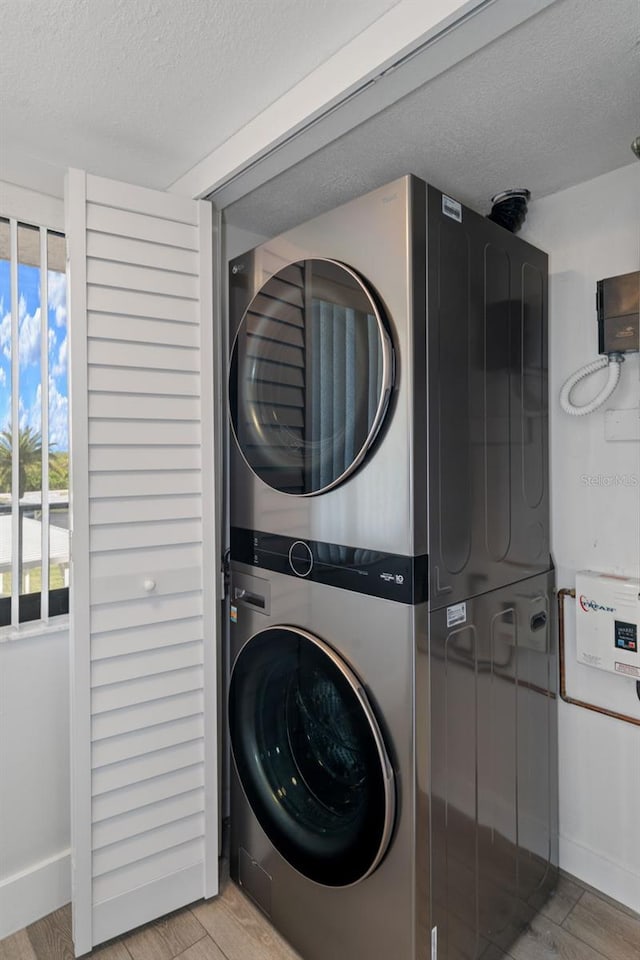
[
  {"left": 229, "top": 626, "right": 395, "bottom": 886},
  {"left": 229, "top": 259, "right": 393, "bottom": 496}
]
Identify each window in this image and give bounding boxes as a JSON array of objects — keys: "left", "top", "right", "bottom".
[{"left": 0, "top": 217, "right": 69, "bottom": 627}]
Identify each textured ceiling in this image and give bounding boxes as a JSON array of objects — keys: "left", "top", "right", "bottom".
[
  {"left": 0, "top": 0, "right": 401, "bottom": 194},
  {"left": 225, "top": 0, "right": 640, "bottom": 235}
]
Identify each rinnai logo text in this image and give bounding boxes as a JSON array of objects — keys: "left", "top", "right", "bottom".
[{"left": 579, "top": 595, "right": 615, "bottom": 614}]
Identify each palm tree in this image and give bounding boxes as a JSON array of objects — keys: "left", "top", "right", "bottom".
[{"left": 0, "top": 425, "right": 43, "bottom": 498}]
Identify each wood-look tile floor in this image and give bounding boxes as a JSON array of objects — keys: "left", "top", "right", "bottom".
[{"left": 1, "top": 871, "right": 639, "bottom": 960}]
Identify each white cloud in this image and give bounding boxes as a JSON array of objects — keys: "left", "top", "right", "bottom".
[
  {"left": 19, "top": 395, "right": 32, "bottom": 433},
  {"left": 18, "top": 295, "right": 41, "bottom": 368},
  {"left": 48, "top": 376, "right": 69, "bottom": 450},
  {"left": 51, "top": 335, "right": 68, "bottom": 378},
  {"left": 0, "top": 368, "right": 6, "bottom": 388},
  {"left": 48, "top": 271, "right": 67, "bottom": 328},
  {"left": 0, "top": 310, "right": 10, "bottom": 361},
  {"left": 22, "top": 378, "right": 68, "bottom": 450}
]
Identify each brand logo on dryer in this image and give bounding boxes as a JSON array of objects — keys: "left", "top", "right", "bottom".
[{"left": 579, "top": 594, "right": 615, "bottom": 614}]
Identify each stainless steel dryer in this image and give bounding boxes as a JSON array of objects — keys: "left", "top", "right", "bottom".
[{"left": 228, "top": 176, "right": 427, "bottom": 566}]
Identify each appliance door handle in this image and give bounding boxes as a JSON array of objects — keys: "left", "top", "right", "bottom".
[{"left": 233, "top": 588, "right": 266, "bottom": 610}]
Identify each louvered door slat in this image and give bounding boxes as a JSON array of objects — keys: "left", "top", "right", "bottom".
[
  {"left": 86, "top": 231, "right": 199, "bottom": 274},
  {"left": 87, "top": 311, "right": 200, "bottom": 346},
  {"left": 89, "top": 446, "right": 201, "bottom": 473},
  {"left": 90, "top": 494, "right": 202, "bottom": 525},
  {"left": 91, "top": 715, "right": 204, "bottom": 768},
  {"left": 86, "top": 204, "right": 198, "bottom": 249},
  {"left": 93, "top": 789, "right": 205, "bottom": 849},
  {"left": 88, "top": 366, "right": 200, "bottom": 396},
  {"left": 87, "top": 339, "right": 200, "bottom": 370},
  {"left": 89, "top": 392, "right": 200, "bottom": 421},
  {"left": 89, "top": 469, "right": 201, "bottom": 498},
  {"left": 68, "top": 169, "right": 218, "bottom": 955},
  {"left": 92, "top": 840, "right": 203, "bottom": 906},
  {"left": 91, "top": 640, "right": 204, "bottom": 686},
  {"left": 91, "top": 617, "right": 203, "bottom": 659},
  {"left": 87, "top": 259, "right": 200, "bottom": 299},
  {"left": 89, "top": 419, "right": 201, "bottom": 445},
  {"left": 92, "top": 766, "right": 205, "bottom": 822},
  {"left": 87, "top": 285, "right": 199, "bottom": 323},
  {"left": 91, "top": 691, "right": 204, "bottom": 740},
  {"left": 92, "top": 814, "right": 205, "bottom": 878},
  {"left": 90, "top": 519, "right": 203, "bottom": 553},
  {"left": 91, "top": 741, "right": 205, "bottom": 796},
  {"left": 90, "top": 594, "right": 204, "bottom": 635},
  {"left": 90, "top": 543, "right": 202, "bottom": 578}
]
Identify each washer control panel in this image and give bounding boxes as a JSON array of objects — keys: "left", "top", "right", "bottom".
[{"left": 231, "top": 526, "right": 428, "bottom": 605}]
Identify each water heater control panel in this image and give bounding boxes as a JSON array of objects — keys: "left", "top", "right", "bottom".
[{"left": 576, "top": 571, "right": 640, "bottom": 678}]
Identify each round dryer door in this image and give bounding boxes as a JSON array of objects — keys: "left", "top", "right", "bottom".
[
  {"left": 229, "top": 626, "right": 395, "bottom": 886},
  {"left": 229, "top": 259, "right": 393, "bottom": 496}
]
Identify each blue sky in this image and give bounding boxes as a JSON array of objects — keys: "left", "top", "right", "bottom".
[{"left": 0, "top": 259, "right": 69, "bottom": 453}]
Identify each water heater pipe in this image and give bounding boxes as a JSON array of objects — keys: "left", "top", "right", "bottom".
[{"left": 557, "top": 587, "right": 640, "bottom": 726}]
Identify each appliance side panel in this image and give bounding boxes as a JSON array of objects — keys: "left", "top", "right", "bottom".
[
  {"left": 410, "top": 178, "right": 428, "bottom": 558},
  {"left": 429, "top": 571, "right": 558, "bottom": 960},
  {"left": 428, "top": 193, "right": 473, "bottom": 597},
  {"left": 515, "top": 570, "right": 559, "bottom": 904},
  {"left": 414, "top": 599, "right": 431, "bottom": 960},
  {"left": 427, "top": 186, "right": 551, "bottom": 608},
  {"left": 509, "top": 251, "right": 550, "bottom": 572}
]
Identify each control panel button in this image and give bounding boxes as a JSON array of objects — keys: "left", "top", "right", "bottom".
[{"left": 289, "top": 540, "right": 313, "bottom": 577}]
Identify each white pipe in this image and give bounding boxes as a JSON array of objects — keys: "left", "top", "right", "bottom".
[{"left": 559, "top": 354, "right": 624, "bottom": 416}]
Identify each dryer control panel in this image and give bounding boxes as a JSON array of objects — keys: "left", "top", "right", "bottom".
[{"left": 231, "top": 526, "right": 428, "bottom": 605}]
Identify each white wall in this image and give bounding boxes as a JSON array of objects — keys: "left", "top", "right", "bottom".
[
  {"left": 523, "top": 161, "right": 640, "bottom": 912},
  {"left": 0, "top": 628, "right": 71, "bottom": 938}
]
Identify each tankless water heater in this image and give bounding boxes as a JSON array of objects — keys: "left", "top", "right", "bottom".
[{"left": 576, "top": 570, "right": 640, "bottom": 679}]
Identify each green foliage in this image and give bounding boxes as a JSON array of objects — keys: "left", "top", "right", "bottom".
[
  {"left": 49, "top": 452, "right": 69, "bottom": 491},
  {"left": 0, "top": 427, "right": 68, "bottom": 496}
]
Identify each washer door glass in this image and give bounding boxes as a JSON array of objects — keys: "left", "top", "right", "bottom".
[
  {"left": 229, "top": 259, "right": 393, "bottom": 496},
  {"left": 229, "top": 626, "right": 395, "bottom": 886}
]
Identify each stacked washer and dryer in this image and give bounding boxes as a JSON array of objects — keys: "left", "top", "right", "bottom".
[{"left": 226, "top": 176, "right": 558, "bottom": 960}]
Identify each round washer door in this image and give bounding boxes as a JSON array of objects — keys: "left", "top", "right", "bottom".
[
  {"left": 229, "top": 258, "right": 394, "bottom": 496},
  {"left": 229, "top": 626, "right": 395, "bottom": 887}
]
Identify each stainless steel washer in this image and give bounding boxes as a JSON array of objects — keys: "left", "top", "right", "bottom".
[{"left": 228, "top": 567, "right": 558, "bottom": 960}]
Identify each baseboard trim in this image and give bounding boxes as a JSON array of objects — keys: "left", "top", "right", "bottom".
[
  {"left": 560, "top": 833, "right": 640, "bottom": 914},
  {"left": 0, "top": 849, "right": 71, "bottom": 940}
]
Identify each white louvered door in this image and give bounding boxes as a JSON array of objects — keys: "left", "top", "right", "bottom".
[{"left": 66, "top": 170, "right": 219, "bottom": 955}]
